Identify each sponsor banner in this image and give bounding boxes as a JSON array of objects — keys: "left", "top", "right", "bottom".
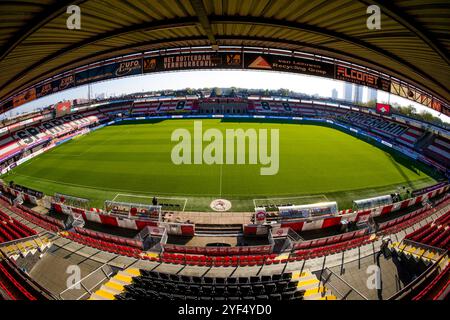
[
  {"left": 11, "top": 184, "right": 44, "bottom": 199},
  {"left": 114, "top": 58, "right": 143, "bottom": 77},
  {"left": 412, "top": 182, "right": 448, "bottom": 197},
  {"left": 335, "top": 65, "right": 391, "bottom": 91},
  {"left": 0, "top": 99, "right": 13, "bottom": 114},
  {"left": 143, "top": 52, "right": 242, "bottom": 73},
  {"left": 36, "top": 75, "right": 76, "bottom": 98},
  {"left": 244, "top": 53, "right": 334, "bottom": 78},
  {"left": 75, "top": 58, "right": 142, "bottom": 85},
  {"left": 12, "top": 88, "right": 36, "bottom": 108},
  {"left": 442, "top": 104, "right": 450, "bottom": 117}
]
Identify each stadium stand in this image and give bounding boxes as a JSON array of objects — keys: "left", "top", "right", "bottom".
[
  {"left": 60, "top": 231, "right": 144, "bottom": 259},
  {"left": 0, "top": 111, "right": 108, "bottom": 164},
  {"left": 378, "top": 194, "right": 450, "bottom": 235},
  {"left": 396, "top": 126, "right": 425, "bottom": 148},
  {"left": 73, "top": 227, "right": 143, "bottom": 249},
  {"left": 249, "top": 100, "right": 318, "bottom": 116},
  {"left": 412, "top": 264, "right": 450, "bottom": 300},
  {"left": 423, "top": 136, "right": 450, "bottom": 167},
  {"left": 101, "top": 268, "right": 334, "bottom": 301},
  {"left": 337, "top": 111, "right": 408, "bottom": 139},
  {"left": 1, "top": 236, "right": 52, "bottom": 260},
  {"left": 0, "top": 208, "right": 37, "bottom": 243},
  {"left": 404, "top": 210, "right": 450, "bottom": 250},
  {"left": 0, "top": 94, "right": 448, "bottom": 301},
  {"left": 11, "top": 202, "right": 63, "bottom": 233},
  {"left": 0, "top": 253, "right": 53, "bottom": 300},
  {"left": 131, "top": 98, "right": 198, "bottom": 115}
]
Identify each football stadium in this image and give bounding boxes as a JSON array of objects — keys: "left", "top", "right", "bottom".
[{"left": 0, "top": 0, "right": 449, "bottom": 308}]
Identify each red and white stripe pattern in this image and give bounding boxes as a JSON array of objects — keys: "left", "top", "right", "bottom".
[
  {"left": 3, "top": 113, "right": 105, "bottom": 157},
  {"left": 0, "top": 185, "right": 38, "bottom": 205},
  {"left": 52, "top": 202, "right": 195, "bottom": 235},
  {"left": 51, "top": 183, "right": 449, "bottom": 236},
  {"left": 251, "top": 101, "right": 317, "bottom": 116},
  {"left": 0, "top": 134, "right": 23, "bottom": 160},
  {"left": 245, "top": 184, "right": 449, "bottom": 234},
  {"left": 396, "top": 127, "right": 423, "bottom": 148},
  {"left": 426, "top": 137, "right": 450, "bottom": 165},
  {"left": 132, "top": 99, "right": 198, "bottom": 115}
]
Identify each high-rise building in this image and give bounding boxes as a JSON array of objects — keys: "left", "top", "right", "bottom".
[
  {"left": 354, "top": 85, "right": 364, "bottom": 103},
  {"left": 368, "top": 88, "right": 378, "bottom": 102},
  {"left": 331, "top": 88, "right": 338, "bottom": 99},
  {"left": 344, "top": 83, "right": 353, "bottom": 101}
]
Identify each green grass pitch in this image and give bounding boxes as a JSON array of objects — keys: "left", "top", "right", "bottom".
[{"left": 1, "top": 119, "right": 439, "bottom": 211}]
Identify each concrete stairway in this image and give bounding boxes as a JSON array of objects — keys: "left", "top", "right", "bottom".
[{"left": 89, "top": 268, "right": 140, "bottom": 300}]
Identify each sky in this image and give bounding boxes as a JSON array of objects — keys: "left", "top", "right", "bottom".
[{"left": 2, "top": 70, "right": 449, "bottom": 123}]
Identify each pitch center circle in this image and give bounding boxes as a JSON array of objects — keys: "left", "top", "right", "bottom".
[{"left": 210, "top": 199, "right": 232, "bottom": 212}]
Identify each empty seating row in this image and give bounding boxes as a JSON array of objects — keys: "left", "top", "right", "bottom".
[
  {"left": 424, "top": 137, "right": 450, "bottom": 167},
  {"left": 163, "top": 243, "right": 271, "bottom": 255},
  {"left": 160, "top": 253, "right": 279, "bottom": 266},
  {"left": 0, "top": 209, "right": 37, "bottom": 243},
  {"left": 1, "top": 201, "right": 63, "bottom": 232},
  {"left": 140, "top": 269, "right": 292, "bottom": 284},
  {"left": 116, "top": 270, "right": 302, "bottom": 301},
  {"left": 404, "top": 210, "right": 450, "bottom": 250},
  {"left": 294, "top": 236, "right": 372, "bottom": 259},
  {"left": 378, "top": 197, "right": 450, "bottom": 236},
  {"left": 74, "top": 227, "right": 143, "bottom": 249},
  {"left": 412, "top": 264, "right": 450, "bottom": 300},
  {"left": 61, "top": 231, "right": 143, "bottom": 259},
  {"left": 294, "top": 229, "right": 368, "bottom": 250},
  {"left": 0, "top": 258, "right": 41, "bottom": 300},
  {"left": 396, "top": 127, "right": 424, "bottom": 148}
]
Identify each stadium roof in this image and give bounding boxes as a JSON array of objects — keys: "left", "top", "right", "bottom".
[{"left": 0, "top": 0, "right": 449, "bottom": 108}]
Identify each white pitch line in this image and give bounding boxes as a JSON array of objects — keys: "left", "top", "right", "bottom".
[
  {"left": 253, "top": 194, "right": 329, "bottom": 208},
  {"left": 113, "top": 193, "right": 188, "bottom": 212},
  {"left": 219, "top": 163, "right": 223, "bottom": 197},
  {"left": 10, "top": 173, "right": 215, "bottom": 196}
]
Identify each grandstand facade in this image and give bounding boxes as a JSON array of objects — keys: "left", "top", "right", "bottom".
[{"left": 0, "top": 92, "right": 449, "bottom": 302}]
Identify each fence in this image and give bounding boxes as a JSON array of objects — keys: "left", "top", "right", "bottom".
[
  {"left": 59, "top": 264, "right": 115, "bottom": 300},
  {"left": 317, "top": 268, "right": 368, "bottom": 300}
]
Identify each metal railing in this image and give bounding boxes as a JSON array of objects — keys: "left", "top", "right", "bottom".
[
  {"left": 318, "top": 268, "right": 369, "bottom": 300},
  {"left": 388, "top": 251, "right": 448, "bottom": 300},
  {"left": 58, "top": 263, "right": 115, "bottom": 300}
]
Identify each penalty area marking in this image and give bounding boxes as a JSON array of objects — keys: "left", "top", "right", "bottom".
[
  {"left": 112, "top": 193, "right": 188, "bottom": 212},
  {"left": 252, "top": 194, "right": 329, "bottom": 208}
]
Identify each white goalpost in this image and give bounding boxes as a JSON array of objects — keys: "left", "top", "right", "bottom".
[{"left": 112, "top": 193, "right": 188, "bottom": 212}]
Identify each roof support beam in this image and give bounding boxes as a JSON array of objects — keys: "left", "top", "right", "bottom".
[
  {"left": 209, "top": 15, "right": 449, "bottom": 98},
  {"left": 2, "top": 36, "right": 448, "bottom": 108},
  {"left": 0, "top": 0, "right": 87, "bottom": 61},
  {"left": 189, "top": 0, "right": 217, "bottom": 46},
  {"left": 0, "top": 15, "right": 448, "bottom": 103},
  {"left": 358, "top": 0, "right": 449, "bottom": 66},
  {"left": 0, "top": 17, "right": 198, "bottom": 94},
  {"left": 0, "top": 37, "right": 208, "bottom": 99}
]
